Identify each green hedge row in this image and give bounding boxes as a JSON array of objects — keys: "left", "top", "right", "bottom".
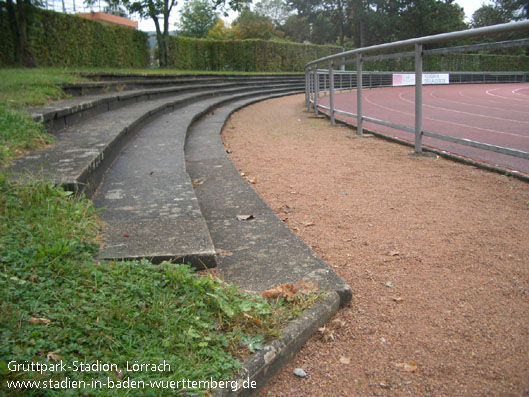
[
  {"left": 362, "top": 53, "right": 529, "bottom": 72},
  {"left": 167, "top": 37, "right": 342, "bottom": 72},
  {"left": 0, "top": 8, "right": 149, "bottom": 67}
]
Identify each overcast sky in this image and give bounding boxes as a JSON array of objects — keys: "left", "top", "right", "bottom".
[{"left": 137, "top": 0, "right": 493, "bottom": 33}]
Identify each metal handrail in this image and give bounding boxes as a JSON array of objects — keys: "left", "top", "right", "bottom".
[
  {"left": 304, "top": 20, "right": 529, "bottom": 160},
  {"left": 306, "top": 21, "right": 529, "bottom": 68}
]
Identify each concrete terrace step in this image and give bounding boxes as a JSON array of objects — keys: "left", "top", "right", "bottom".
[
  {"left": 80, "top": 72, "right": 304, "bottom": 82},
  {"left": 92, "top": 88, "right": 301, "bottom": 265},
  {"left": 185, "top": 95, "right": 352, "bottom": 303},
  {"left": 32, "top": 80, "right": 303, "bottom": 133},
  {"left": 184, "top": 93, "right": 352, "bottom": 393},
  {"left": 10, "top": 84, "right": 301, "bottom": 198},
  {"left": 61, "top": 76, "right": 305, "bottom": 97}
]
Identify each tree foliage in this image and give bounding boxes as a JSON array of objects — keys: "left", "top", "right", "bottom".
[
  {"left": 95, "top": 0, "right": 249, "bottom": 67},
  {"left": 177, "top": 0, "right": 219, "bottom": 38}
]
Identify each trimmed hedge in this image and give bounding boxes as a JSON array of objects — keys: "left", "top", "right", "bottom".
[
  {"left": 361, "top": 53, "right": 529, "bottom": 72},
  {"left": 0, "top": 8, "right": 149, "bottom": 67},
  {"left": 167, "top": 37, "right": 342, "bottom": 72}
]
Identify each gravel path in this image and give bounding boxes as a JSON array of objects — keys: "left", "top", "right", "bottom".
[{"left": 222, "top": 94, "right": 529, "bottom": 396}]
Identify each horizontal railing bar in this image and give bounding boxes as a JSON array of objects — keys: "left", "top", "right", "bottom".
[
  {"left": 362, "top": 116, "right": 416, "bottom": 133},
  {"left": 306, "top": 20, "right": 529, "bottom": 69},
  {"left": 422, "top": 130, "right": 529, "bottom": 159},
  {"left": 424, "top": 38, "right": 529, "bottom": 56},
  {"left": 363, "top": 51, "right": 416, "bottom": 62}
]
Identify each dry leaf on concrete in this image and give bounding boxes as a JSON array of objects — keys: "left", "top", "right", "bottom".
[{"left": 261, "top": 279, "right": 319, "bottom": 299}]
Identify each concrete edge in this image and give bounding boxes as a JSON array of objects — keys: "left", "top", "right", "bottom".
[
  {"left": 324, "top": 113, "right": 529, "bottom": 184},
  {"left": 213, "top": 291, "right": 341, "bottom": 396}
]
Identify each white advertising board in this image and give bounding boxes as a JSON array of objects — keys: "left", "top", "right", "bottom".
[{"left": 392, "top": 73, "right": 450, "bottom": 86}]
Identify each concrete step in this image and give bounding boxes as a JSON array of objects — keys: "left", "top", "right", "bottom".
[
  {"left": 32, "top": 80, "right": 302, "bottom": 133},
  {"left": 92, "top": 89, "right": 302, "bottom": 266},
  {"left": 80, "top": 72, "right": 304, "bottom": 82},
  {"left": 185, "top": 94, "right": 352, "bottom": 303},
  {"left": 10, "top": 85, "right": 301, "bottom": 198},
  {"left": 61, "top": 76, "right": 304, "bottom": 97}
]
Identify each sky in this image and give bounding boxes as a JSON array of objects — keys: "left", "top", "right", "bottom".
[{"left": 136, "top": 0, "right": 493, "bottom": 33}]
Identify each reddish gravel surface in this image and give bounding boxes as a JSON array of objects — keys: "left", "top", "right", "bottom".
[
  {"left": 319, "top": 83, "right": 529, "bottom": 174},
  {"left": 222, "top": 94, "right": 529, "bottom": 397}
]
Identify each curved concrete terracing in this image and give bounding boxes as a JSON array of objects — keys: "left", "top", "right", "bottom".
[{"left": 9, "top": 73, "right": 352, "bottom": 394}]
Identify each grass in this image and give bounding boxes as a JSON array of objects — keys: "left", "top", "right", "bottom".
[
  {"left": 0, "top": 67, "right": 321, "bottom": 395},
  {"left": 0, "top": 175, "right": 320, "bottom": 395}
]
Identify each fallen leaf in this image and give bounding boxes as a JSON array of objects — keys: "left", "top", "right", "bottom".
[
  {"left": 46, "top": 351, "right": 64, "bottom": 361},
  {"left": 388, "top": 250, "right": 400, "bottom": 256},
  {"left": 236, "top": 215, "right": 255, "bottom": 221},
  {"left": 192, "top": 179, "right": 204, "bottom": 187},
  {"left": 339, "top": 356, "right": 351, "bottom": 365},
  {"left": 28, "top": 275, "right": 39, "bottom": 282},
  {"left": 318, "top": 327, "right": 335, "bottom": 342},
  {"left": 261, "top": 280, "right": 318, "bottom": 299},
  {"left": 292, "top": 279, "right": 319, "bottom": 295},
  {"left": 247, "top": 177, "right": 257, "bottom": 184},
  {"left": 149, "top": 171, "right": 154, "bottom": 176},
  {"left": 29, "top": 317, "right": 51, "bottom": 326},
  {"left": 123, "top": 233, "right": 130, "bottom": 238},
  {"left": 302, "top": 221, "right": 315, "bottom": 227},
  {"left": 396, "top": 362, "right": 418, "bottom": 372},
  {"left": 261, "top": 283, "right": 297, "bottom": 299},
  {"left": 392, "top": 297, "right": 404, "bottom": 303},
  {"left": 243, "top": 312, "right": 263, "bottom": 325}
]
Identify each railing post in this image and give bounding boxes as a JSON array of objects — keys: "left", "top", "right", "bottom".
[
  {"left": 414, "top": 43, "right": 423, "bottom": 153},
  {"left": 314, "top": 66, "right": 319, "bottom": 116},
  {"left": 356, "top": 53, "right": 363, "bottom": 136},
  {"left": 329, "top": 60, "right": 335, "bottom": 125},
  {"left": 305, "top": 68, "right": 310, "bottom": 111}
]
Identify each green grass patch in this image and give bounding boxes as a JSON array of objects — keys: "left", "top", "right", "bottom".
[
  {"left": 0, "top": 103, "right": 54, "bottom": 167},
  {"left": 0, "top": 177, "right": 319, "bottom": 395},
  {"left": 0, "top": 68, "right": 86, "bottom": 108}
]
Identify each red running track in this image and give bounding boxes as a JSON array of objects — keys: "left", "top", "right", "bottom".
[{"left": 319, "top": 83, "right": 529, "bottom": 174}]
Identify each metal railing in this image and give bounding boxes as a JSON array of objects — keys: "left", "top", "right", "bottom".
[{"left": 305, "top": 21, "right": 529, "bottom": 160}]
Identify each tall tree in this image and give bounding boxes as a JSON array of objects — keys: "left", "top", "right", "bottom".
[
  {"left": 92, "top": 0, "right": 249, "bottom": 67},
  {"left": 253, "top": 0, "right": 290, "bottom": 26},
  {"left": 177, "top": 0, "right": 219, "bottom": 37}
]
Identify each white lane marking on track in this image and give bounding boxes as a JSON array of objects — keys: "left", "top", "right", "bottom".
[
  {"left": 486, "top": 88, "right": 529, "bottom": 102},
  {"left": 363, "top": 91, "right": 529, "bottom": 141},
  {"left": 513, "top": 87, "right": 529, "bottom": 98},
  {"left": 429, "top": 90, "right": 529, "bottom": 116},
  {"left": 398, "top": 92, "right": 529, "bottom": 125}
]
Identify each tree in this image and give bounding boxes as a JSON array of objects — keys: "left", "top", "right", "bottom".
[
  {"left": 1, "top": 0, "right": 36, "bottom": 66},
  {"left": 280, "top": 13, "right": 310, "bottom": 42},
  {"left": 471, "top": 5, "right": 508, "bottom": 27},
  {"left": 253, "top": 0, "right": 290, "bottom": 26},
  {"left": 494, "top": 0, "right": 529, "bottom": 20},
  {"left": 177, "top": 0, "right": 219, "bottom": 37},
  {"left": 95, "top": 0, "right": 249, "bottom": 67},
  {"left": 232, "top": 7, "right": 284, "bottom": 39},
  {"left": 207, "top": 18, "right": 235, "bottom": 39}
]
